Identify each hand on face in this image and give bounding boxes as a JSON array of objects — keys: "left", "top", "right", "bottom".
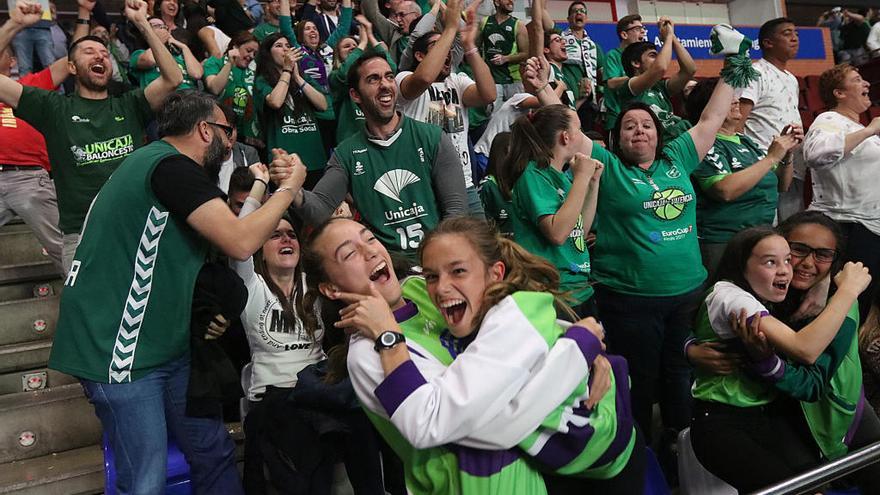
[{"left": 333, "top": 283, "right": 399, "bottom": 339}]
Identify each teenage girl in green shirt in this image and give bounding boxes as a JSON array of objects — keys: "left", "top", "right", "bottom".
[
  {"left": 254, "top": 33, "right": 329, "bottom": 188},
  {"left": 204, "top": 32, "right": 260, "bottom": 141}
]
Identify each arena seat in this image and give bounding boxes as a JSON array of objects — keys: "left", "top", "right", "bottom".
[
  {"left": 676, "top": 428, "right": 737, "bottom": 495},
  {"left": 800, "top": 110, "right": 815, "bottom": 130},
  {"left": 102, "top": 432, "right": 192, "bottom": 495},
  {"left": 644, "top": 447, "right": 671, "bottom": 495}
]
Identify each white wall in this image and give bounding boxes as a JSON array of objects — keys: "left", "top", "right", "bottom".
[{"left": 728, "top": 0, "right": 785, "bottom": 27}]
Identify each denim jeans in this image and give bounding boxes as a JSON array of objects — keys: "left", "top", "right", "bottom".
[
  {"left": 594, "top": 284, "right": 702, "bottom": 441},
  {"left": 80, "top": 355, "right": 242, "bottom": 495},
  {"left": 12, "top": 27, "right": 55, "bottom": 76}
]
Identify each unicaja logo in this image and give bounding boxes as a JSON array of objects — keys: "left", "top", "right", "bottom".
[{"left": 374, "top": 169, "right": 421, "bottom": 203}]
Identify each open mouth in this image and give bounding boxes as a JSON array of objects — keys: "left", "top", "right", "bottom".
[
  {"left": 439, "top": 299, "right": 467, "bottom": 325},
  {"left": 377, "top": 92, "right": 394, "bottom": 105},
  {"left": 773, "top": 280, "right": 789, "bottom": 291},
  {"left": 279, "top": 247, "right": 295, "bottom": 256},
  {"left": 793, "top": 270, "right": 815, "bottom": 283},
  {"left": 369, "top": 261, "right": 390, "bottom": 283},
  {"left": 90, "top": 63, "right": 106, "bottom": 75}
]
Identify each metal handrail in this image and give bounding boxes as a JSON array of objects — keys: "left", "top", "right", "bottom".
[{"left": 752, "top": 441, "right": 880, "bottom": 495}]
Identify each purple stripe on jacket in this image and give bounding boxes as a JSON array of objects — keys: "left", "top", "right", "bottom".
[
  {"left": 447, "top": 444, "right": 522, "bottom": 477},
  {"left": 374, "top": 360, "right": 426, "bottom": 416}
]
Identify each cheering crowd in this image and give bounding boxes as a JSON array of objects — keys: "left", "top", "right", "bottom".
[{"left": 2, "top": 0, "right": 880, "bottom": 492}]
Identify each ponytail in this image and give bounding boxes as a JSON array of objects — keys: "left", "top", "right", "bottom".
[{"left": 497, "top": 104, "right": 572, "bottom": 200}]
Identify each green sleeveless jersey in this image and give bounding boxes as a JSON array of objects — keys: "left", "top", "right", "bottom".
[
  {"left": 49, "top": 141, "right": 208, "bottom": 383},
  {"left": 480, "top": 15, "right": 522, "bottom": 85},
  {"left": 336, "top": 117, "right": 442, "bottom": 256}
]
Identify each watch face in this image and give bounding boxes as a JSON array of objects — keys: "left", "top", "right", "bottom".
[{"left": 381, "top": 332, "right": 398, "bottom": 346}]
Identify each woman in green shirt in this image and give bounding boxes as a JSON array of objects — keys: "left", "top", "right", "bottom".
[
  {"left": 254, "top": 33, "right": 328, "bottom": 188},
  {"left": 494, "top": 104, "right": 601, "bottom": 317},
  {"left": 684, "top": 78, "right": 799, "bottom": 278},
  {"left": 204, "top": 32, "right": 260, "bottom": 144}
]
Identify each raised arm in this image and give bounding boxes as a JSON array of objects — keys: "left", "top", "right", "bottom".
[
  {"left": 537, "top": 155, "right": 597, "bottom": 245},
  {"left": 686, "top": 78, "right": 735, "bottom": 160},
  {"left": 205, "top": 49, "right": 237, "bottom": 95},
  {"left": 325, "top": 0, "right": 353, "bottom": 48},
  {"left": 398, "top": 0, "right": 461, "bottom": 100},
  {"left": 279, "top": 0, "right": 303, "bottom": 48},
  {"left": 0, "top": 4, "right": 40, "bottom": 108},
  {"left": 127, "top": 0, "right": 183, "bottom": 110},
  {"left": 759, "top": 262, "right": 870, "bottom": 364},
  {"left": 230, "top": 164, "right": 272, "bottom": 283},
  {"left": 459, "top": 1, "right": 495, "bottom": 107},
  {"left": 628, "top": 18, "right": 674, "bottom": 96},
  {"left": 360, "top": 0, "right": 397, "bottom": 47},
  {"left": 170, "top": 38, "right": 204, "bottom": 80},
  {"left": 666, "top": 32, "right": 697, "bottom": 95}
]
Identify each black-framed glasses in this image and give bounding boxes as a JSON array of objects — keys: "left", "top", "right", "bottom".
[
  {"left": 205, "top": 121, "right": 234, "bottom": 138},
  {"left": 570, "top": 8, "right": 586, "bottom": 14},
  {"left": 626, "top": 25, "right": 647, "bottom": 32},
  {"left": 789, "top": 241, "right": 838, "bottom": 263}
]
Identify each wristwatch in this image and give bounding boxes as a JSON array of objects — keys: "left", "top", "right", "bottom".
[{"left": 374, "top": 331, "right": 406, "bottom": 352}]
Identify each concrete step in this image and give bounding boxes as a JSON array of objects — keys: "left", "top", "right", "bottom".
[
  {"left": 0, "top": 384, "right": 101, "bottom": 464},
  {"left": 0, "top": 369, "right": 77, "bottom": 397},
  {"left": 0, "top": 262, "right": 59, "bottom": 287},
  {"left": 0, "top": 280, "right": 61, "bottom": 305},
  {"left": 0, "top": 341, "right": 52, "bottom": 375},
  {"left": 0, "top": 445, "right": 103, "bottom": 495},
  {"left": 0, "top": 296, "right": 59, "bottom": 347},
  {"left": 0, "top": 231, "right": 52, "bottom": 267}
]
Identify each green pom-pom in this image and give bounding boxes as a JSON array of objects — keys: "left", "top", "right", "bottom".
[{"left": 720, "top": 53, "right": 760, "bottom": 88}]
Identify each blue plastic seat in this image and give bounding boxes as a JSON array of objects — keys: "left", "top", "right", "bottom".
[{"left": 102, "top": 432, "right": 192, "bottom": 495}]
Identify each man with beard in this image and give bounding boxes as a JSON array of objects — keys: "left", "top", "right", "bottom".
[
  {"left": 49, "top": 90, "right": 306, "bottom": 494},
  {"left": 740, "top": 17, "right": 805, "bottom": 221},
  {"left": 0, "top": 2, "right": 90, "bottom": 276},
  {"left": 0, "top": 0, "right": 183, "bottom": 272},
  {"left": 362, "top": 0, "right": 420, "bottom": 63},
  {"left": 271, "top": 51, "right": 467, "bottom": 258},
  {"left": 303, "top": 0, "right": 349, "bottom": 43},
  {"left": 478, "top": 0, "right": 528, "bottom": 109},
  {"left": 396, "top": 0, "right": 496, "bottom": 217}
]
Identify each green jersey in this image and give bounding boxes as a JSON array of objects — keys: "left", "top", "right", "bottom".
[
  {"left": 15, "top": 87, "right": 152, "bottom": 234},
  {"left": 694, "top": 134, "right": 778, "bottom": 243},
  {"left": 253, "top": 22, "right": 280, "bottom": 42},
  {"left": 128, "top": 49, "right": 196, "bottom": 90},
  {"left": 601, "top": 47, "right": 623, "bottom": 130},
  {"left": 479, "top": 15, "right": 522, "bottom": 85},
  {"left": 254, "top": 76, "right": 327, "bottom": 171},
  {"left": 511, "top": 162, "right": 593, "bottom": 304},
  {"left": 335, "top": 116, "right": 443, "bottom": 257},
  {"left": 49, "top": 141, "right": 208, "bottom": 383},
  {"left": 617, "top": 80, "right": 691, "bottom": 142},
  {"left": 591, "top": 132, "right": 707, "bottom": 296},
  {"left": 551, "top": 63, "right": 578, "bottom": 110},
  {"left": 479, "top": 175, "right": 513, "bottom": 237},
  {"left": 204, "top": 56, "right": 258, "bottom": 138}
]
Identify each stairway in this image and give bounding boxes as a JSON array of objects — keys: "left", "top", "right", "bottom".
[{"left": 0, "top": 220, "right": 105, "bottom": 494}]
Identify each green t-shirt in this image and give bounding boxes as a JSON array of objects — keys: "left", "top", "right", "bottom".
[
  {"left": 129, "top": 49, "right": 196, "bottom": 90},
  {"left": 253, "top": 22, "right": 280, "bottom": 42},
  {"left": 693, "top": 134, "right": 778, "bottom": 243},
  {"left": 551, "top": 63, "right": 578, "bottom": 111},
  {"left": 204, "top": 56, "right": 258, "bottom": 138},
  {"left": 479, "top": 15, "right": 521, "bottom": 85},
  {"left": 591, "top": 132, "right": 707, "bottom": 296},
  {"left": 511, "top": 162, "right": 593, "bottom": 304},
  {"left": 15, "top": 87, "right": 152, "bottom": 234},
  {"left": 601, "top": 47, "right": 623, "bottom": 130},
  {"left": 617, "top": 80, "right": 691, "bottom": 142},
  {"left": 479, "top": 175, "right": 513, "bottom": 237},
  {"left": 254, "top": 76, "right": 327, "bottom": 171}
]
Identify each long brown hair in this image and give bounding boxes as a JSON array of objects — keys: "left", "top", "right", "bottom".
[
  {"left": 419, "top": 217, "right": 577, "bottom": 329},
  {"left": 253, "top": 217, "right": 313, "bottom": 339},
  {"left": 496, "top": 104, "right": 572, "bottom": 200}
]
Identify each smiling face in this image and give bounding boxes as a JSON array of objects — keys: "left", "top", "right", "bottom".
[
  {"left": 835, "top": 67, "right": 872, "bottom": 114},
  {"left": 422, "top": 234, "right": 504, "bottom": 338},
  {"left": 545, "top": 33, "right": 568, "bottom": 63},
  {"left": 159, "top": 0, "right": 178, "bottom": 18},
  {"left": 744, "top": 235, "right": 793, "bottom": 302},
  {"left": 352, "top": 56, "right": 397, "bottom": 124},
  {"left": 262, "top": 219, "right": 301, "bottom": 271},
  {"left": 70, "top": 40, "right": 112, "bottom": 91},
  {"left": 337, "top": 37, "right": 358, "bottom": 62},
  {"left": 785, "top": 223, "right": 838, "bottom": 291},
  {"left": 302, "top": 21, "right": 321, "bottom": 50},
  {"left": 617, "top": 108, "right": 658, "bottom": 164},
  {"left": 315, "top": 219, "right": 402, "bottom": 307},
  {"left": 724, "top": 96, "right": 743, "bottom": 127},
  {"left": 236, "top": 40, "right": 259, "bottom": 68}
]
